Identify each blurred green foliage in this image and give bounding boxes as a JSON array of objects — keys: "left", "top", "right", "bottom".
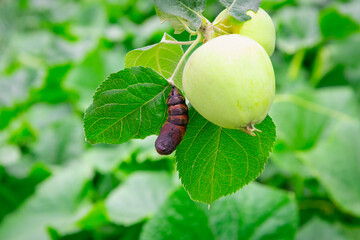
[{"left": 0, "top": 0, "right": 360, "bottom": 239}]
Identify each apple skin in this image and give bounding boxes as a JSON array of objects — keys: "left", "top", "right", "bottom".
[
  {"left": 215, "top": 8, "right": 276, "bottom": 56},
  {"left": 182, "top": 34, "right": 275, "bottom": 130}
]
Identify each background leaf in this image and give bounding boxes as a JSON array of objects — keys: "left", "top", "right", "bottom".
[
  {"left": 176, "top": 107, "right": 276, "bottom": 204},
  {"left": 154, "top": 0, "right": 206, "bottom": 30},
  {"left": 105, "top": 171, "right": 175, "bottom": 226},
  {"left": 0, "top": 162, "right": 93, "bottom": 240},
  {"left": 271, "top": 89, "right": 330, "bottom": 151},
  {"left": 270, "top": 86, "right": 360, "bottom": 217},
  {"left": 140, "top": 188, "right": 215, "bottom": 240},
  {"left": 27, "top": 104, "right": 85, "bottom": 165},
  {"left": 276, "top": 7, "right": 321, "bottom": 54},
  {"left": 296, "top": 218, "right": 348, "bottom": 240},
  {"left": 84, "top": 67, "right": 171, "bottom": 144},
  {"left": 82, "top": 144, "right": 130, "bottom": 173},
  {"left": 141, "top": 183, "right": 298, "bottom": 240},
  {"left": 320, "top": 7, "right": 359, "bottom": 40},
  {"left": 125, "top": 33, "right": 183, "bottom": 85},
  {"left": 300, "top": 119, "right": 360, "bottom": 217},
  {"left": 209, "top": 182, "right": 298, "bottom": 240},
  {"left": 0, "top": 163, "right": 51, "bottom": 221},
  {"left": 0, "top": 69, "right": 42, "bottom": 108},
  {"left": 271, "top": 87, "right": 358, "bottom": 152},
  {"left": 64, "top": 46, "right": 125, "bottom": 111},
  {"left": 219, "top": 0, "right": 261, "bottom": 22}
]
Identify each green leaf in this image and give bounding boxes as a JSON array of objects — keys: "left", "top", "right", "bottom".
[
  {"left": 155, "top": 7, "right": 189, "bottom": 34},
  {"left": 219, "top": 0, "right": 261, "bottom": 22},
  {"left": 175, "top": 107, "right": 276, "bottom": 204},
  {"left": 261, "top": 0, "right": 287, "bottom": 10},
  {"left": 0, "top": 106, "right": 22, "bottom": 131},
  {"left": 29, "top": 65, "right": 76, "bottom": 104},
  {"left": 82, "top": 145, "right": 129, "bottom": 173},
  {"left": 0, "top": 162, "right": 93, "bottom": 240},
  {"left": 140, "top": 183, "right": 298, "bottom": 240},
  {"left": 300, "top": 119, "right": 360, "bottom": 217},
  {"left": 81, "top": 137, "right": 166, "bottom": 173},
  {"left": 270, "top": 87, "right": 358, "bottom": 176},
  {"left": 209, "top": 182, "right": 298, "bottom": 240},
  {"left": 22, "top": 104, "right": 85, "bottom": 165},
  {"left": 326, "top": 33, "right": 360, "bottom": 68},
  {"left": 105, "top": 171, "right": 174, "bottom": 226},
  {"left": 339, "top": 1, "right": 360, "bottom": 25},
  {"left": 270, "top": 152, "right": 312, "bottom": 178},
  {"left": 271, "top": 86, "right": 360, "bottom": 217},
  {"left": 84, "top": 67, "right": 171, "bottom": 144},
  {"left": 34, "top": 116, "right": 85, "bottom": 164},
  {"left": 0, "top": 68, "right": 42, "bottom": 130},
  {"left": 0, "top": 68, "right": 41, "bottom": 108},
  {"left": 320, "top": 7, "right": 359, "bottom": 40},
  {"left": 0, "top": 163, "right": 51, "bottom": 221},
  {"left": 296, "top": 218, "right": 347, "bottom": 240},
  {"left": 311, "top": 34, "right": 360, "bottom": 87},
  {"left": 125, "top": 33, "right": 183, "bottom": 85},
  {"left": 8, "top": 3, "right": 106, "bottom": 66},
  {"left": 275, "top": 7, "right": 321, "bottom": 54},
  {"left": 77, "top": 202, "right": 110, "bottom": 230},
  {"left": 64, "top": 46, "right": 125, "bottom": 111},
  {"left": 338, "top": 224, "right": 360, "bottom": 240},
  {"left": 271, "top": 89, "right": 329, "bottom": 151},
  {"left": 154, "top": 0, "right": 206, "bottom": 30},
  {"left": 140, "top": 188, "right": 215, "bottom": 240}
]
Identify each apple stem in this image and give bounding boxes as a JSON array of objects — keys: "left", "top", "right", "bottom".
[
  {"left": 167, "top": 33, "right": 203, "bottom": 86},
  {"left": 203, "top": 24, "right": 214, "bottom": 43}
]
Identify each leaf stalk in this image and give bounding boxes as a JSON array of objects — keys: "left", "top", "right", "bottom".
[
  {"left": 213, "top": 7, "right": 231, "bottom": 26},
  {"left": 168, "top": 33, "right": 203, "bottom": 85},
  {"left": 177, "top": 16, "right": 197, "bottom": 35},
  {"left": 162, "top": 40, "right": 196, "bottom": 45}
]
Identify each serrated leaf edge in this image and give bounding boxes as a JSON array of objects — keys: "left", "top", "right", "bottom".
[
  {"left": 175, "top": 115, "right": 276, "bottom": 204},
  {"left": 83, "top": 66, "right": 171, "bottom": 144}
]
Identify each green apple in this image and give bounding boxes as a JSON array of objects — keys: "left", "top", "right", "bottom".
[
  {"left": 215, "top": 8, "right": 276, "bottom": 56},
  {"left": 182, "top": 34, "right": 275, "bottom": 133}
]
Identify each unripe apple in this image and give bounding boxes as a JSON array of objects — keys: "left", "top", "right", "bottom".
[
  {"left": 215, "top": 8, "right": 276, "bottom": 56},
  {"left": 183, "top": 34, "right": 275, "bottom": 133}
]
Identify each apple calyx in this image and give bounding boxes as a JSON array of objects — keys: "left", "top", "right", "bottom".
[{"left": 240, "top": 123, "right": 263, "bottom": 136}]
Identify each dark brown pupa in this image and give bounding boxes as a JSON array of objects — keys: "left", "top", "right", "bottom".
[{"left": 155, "top": 86, "right": 188, "bottom": 155}]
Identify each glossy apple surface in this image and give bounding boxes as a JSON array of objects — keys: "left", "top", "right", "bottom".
[
  {"left": 183, "top": 34, "right": 275, "bottom": 131},
  {"left": 215, "top": 8, "right": 276, "bottom": 56}
]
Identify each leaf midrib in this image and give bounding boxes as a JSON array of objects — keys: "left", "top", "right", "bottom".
[
  {"left": 177, "top": 1, "right": 203, "bottom": 19},
  {"left": 90, "top": 84, "right": 170, "bottom": 140}
]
